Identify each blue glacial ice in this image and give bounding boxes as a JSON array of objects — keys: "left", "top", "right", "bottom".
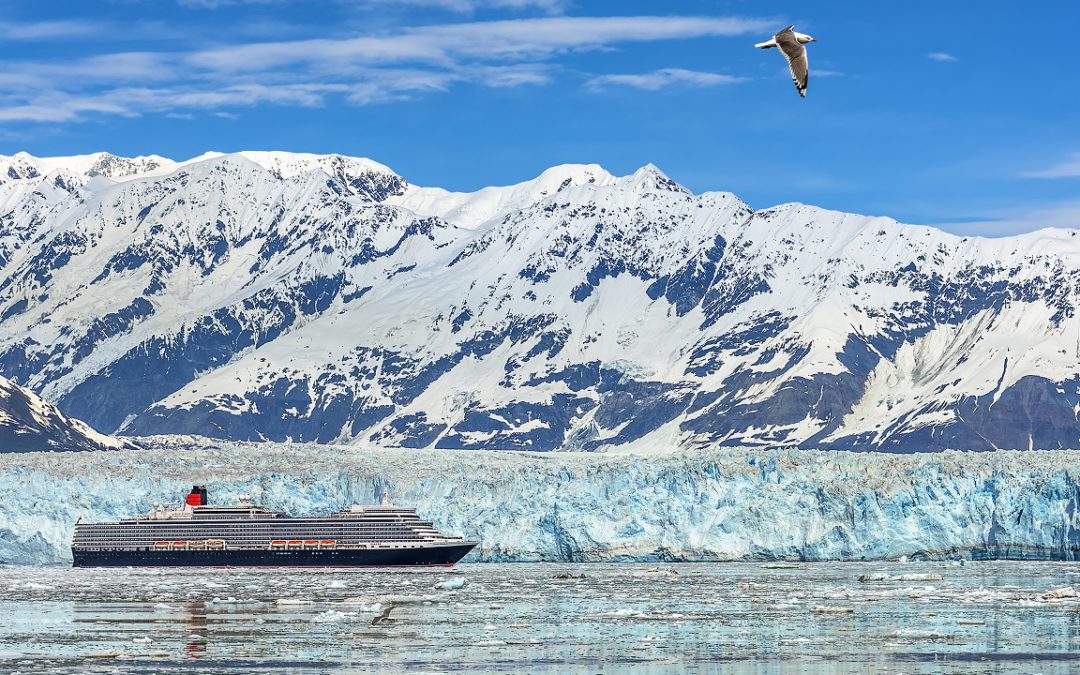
[{"left": 1, "top": 436, "right": 1078, "bottom": 564}]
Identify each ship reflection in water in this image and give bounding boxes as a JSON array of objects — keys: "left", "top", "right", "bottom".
[
  {"left": 4, "top": 562, "right": 1080, "bottom": 673},
  {"left": 183, "top": 603, "right": 207, "bottom": 659}
]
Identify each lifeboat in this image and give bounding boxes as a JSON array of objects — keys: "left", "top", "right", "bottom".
[
  {"left": 303, "top": 540, "right": 320, "bottom": 548},
  {"left": 172, "top": 541, "right": 188, "bottom": 548},
  {"left": 206, "top": 539, "right": 225, "bottom": 548},
  {"left": 154, "top": 541, "right": 170, "bottom": 548},
  {"left": 270, "top": 540, "right": 287, "bottom": 547},
  {"left": 287, "top": 540, "right": 302, "bottom": 547},
  {"left": 320, "top": 540, "right": 336, "bottom": 547}
]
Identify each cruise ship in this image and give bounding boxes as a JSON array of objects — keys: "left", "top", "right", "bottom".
[{"left": 72, "top": 486, "right": 477, "bottom": 567}]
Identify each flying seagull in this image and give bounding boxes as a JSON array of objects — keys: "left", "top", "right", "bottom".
[
  {"left": 371, "top": 605, "right": 396, "bottom": 626},
  {"left": 756, "top": 25, "right": 817, "bottom": 97}
]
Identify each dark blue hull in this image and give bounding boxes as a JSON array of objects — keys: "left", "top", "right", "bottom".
[{"left": 72, "top": 543, "right": 476, "bottom": 568}]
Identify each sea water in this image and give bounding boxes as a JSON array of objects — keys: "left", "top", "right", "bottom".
[{"left": 1, "top": 562, "right": 1078, "bottom": 673}]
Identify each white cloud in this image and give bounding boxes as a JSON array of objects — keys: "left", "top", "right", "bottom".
[
  {"left": 177, "top": 0, "right": 568, "bottom": 10},
  {"left": 358, "top": 0, "right": 569, "bottom": 13},
  {"left": 1021, "top": 153, "right": 1080, "bottom": 179},
  {"left": 0, "top": 20, "right": 101, "bottom": 40},
  {"left": 588, "top": 68, "right": 746, "bottom": 91},
  {"left": 0, "top": 15, "right": 769, "bottom": 122},
  {"left": 927, "top": 52, "right": 957, "bottom": 62},
  {"left": 186, "top": 16, "right": 773, "bottom": 72},
  {"left": 933, "top": 201, "right": 1080, "bottom": 237}
]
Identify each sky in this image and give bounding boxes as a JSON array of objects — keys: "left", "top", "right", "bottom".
[{"left": 0, "top": 1, "right": 1077, "bottom": 236}]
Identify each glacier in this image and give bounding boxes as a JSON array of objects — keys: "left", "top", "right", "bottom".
[{"left": 1, "top": 437, "right": 1077, "bottom": 565}]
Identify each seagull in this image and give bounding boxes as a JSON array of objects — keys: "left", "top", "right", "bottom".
[
  {"left": 756, "top": 25, "right": 817, "bottom": 97},
  {"left": 370, "top": 605, "right": 395, "bottom": 626}
]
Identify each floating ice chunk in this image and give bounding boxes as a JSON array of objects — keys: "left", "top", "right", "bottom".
[
  {"left": 206, "top": 596, "right": 261, "bottom": 606},
  {"left": 381, "top": 594, "right": 436, "bottom": 605},
  {"left": 857, "top": 573, "right": 890, "bottom": 583},
  {"left": 340, "top": 597, "right": 380, "bottom": 610},
  {"left": 132, "top": 637, "right": 152, "bottom": 644},
  {"left": 276, "top": 598, "right": 316, "bottom": 606},
  {"left": 893, "top": 629, "right": 949, "bottom": 639},
  {"left": 1033, "top": 586, "right": 1079, "bottom": 601},
  {"left": 328, "top": 580, "right": 348, "bottom": 589},
  {"left": 809, "top": 605, "right": 854, "bottom": 614},
  {"left": 435, "top": 578, "right": 467, "bottom": 591},
  {"left": 859, "top": 572, "right": 942, "bottom": 582},
  {"left": 312, "top": 609, "right": 357, "bottom": 623}
]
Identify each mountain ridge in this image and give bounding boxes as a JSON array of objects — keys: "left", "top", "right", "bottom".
[
  {"left": 1, "top": 150, "right": 1079, "bottom": 452},
  {"left": 0, "top": 374, "right": 134, "bottom": 452}
]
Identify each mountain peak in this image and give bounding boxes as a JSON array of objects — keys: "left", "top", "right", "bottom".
[{"left": 619, "top": 163, "right": 686, "bottom": 193}]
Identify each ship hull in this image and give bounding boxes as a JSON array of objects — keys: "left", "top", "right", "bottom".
[{"left": 71, "top": 543, "right": 476, "bottom": 568}]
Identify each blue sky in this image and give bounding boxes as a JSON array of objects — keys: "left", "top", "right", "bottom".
[{"left": 1, "top": 1, "right": 1077, "bottom": 235}]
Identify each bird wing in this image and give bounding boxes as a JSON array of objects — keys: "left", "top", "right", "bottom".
[
  {"left": 774, "top": 25, "right": 795, "bottom": 40},
  {"left": 775, "top": 30, "right": 808, "bottom": 97}
]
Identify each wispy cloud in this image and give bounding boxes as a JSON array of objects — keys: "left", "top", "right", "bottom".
[
  {"left": 0, "top": 20, "right": 101, "bottom": 40},
  {"left": 933, "top": 201, "right": 1080, "bottom": 236},
  {"left": 186, "top": 16, "right": 772, "bottom": 72},
  {"left": 0, "top": 15, "right": 770, "bottom": 122},
  {"left": 176, "top": 0, "right": 568, "bottom": 10},
  {"left": 1021, "top": 152, "right": 1080, "bottom": 179},
  {"left": 927, "top": 52, "right": 957, "bottom": 62},
  {"left": 588, "top": 68, "right": 746, "bottom": 91},
  {"left": 354, "top": 0, "right": 569, "bottom": 13}
]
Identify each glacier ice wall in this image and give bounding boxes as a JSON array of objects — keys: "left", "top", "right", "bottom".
[{"left": 1, "top": 437, "right": 1078, "bottom": 564}]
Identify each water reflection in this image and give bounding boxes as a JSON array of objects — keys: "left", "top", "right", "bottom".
[
  {"left": 183, "top": 603, "right": 207, "bottom": 659},
  {"left": 0, "top": 562, "right": 1077, "bottom": 673}
]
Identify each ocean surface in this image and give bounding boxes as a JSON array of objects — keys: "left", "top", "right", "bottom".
[{"left": 1, "top": 562, "right": 1078, "bottom": 674}]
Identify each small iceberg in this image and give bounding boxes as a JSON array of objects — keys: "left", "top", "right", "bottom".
[
  {"left": 1031, "top": 586, "right": 1079, "bottom": 602},
  {"left": 312, "top": 609, "right": 358, "bottom": 623},
  {"left": 206, "top": 596, "right": 261, "bottom": 606},
  {"left": 434, "top": 578, "right": 467, "bottom": 591}
]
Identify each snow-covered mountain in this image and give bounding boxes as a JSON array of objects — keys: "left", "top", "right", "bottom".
[
  {"left": 0, "top": 374, "right": 133, "bottom": 452},
  {"left": 1, "top": 150, "right": 1079, "bottom": 452}
]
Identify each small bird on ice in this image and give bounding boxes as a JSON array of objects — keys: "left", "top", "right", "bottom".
[{"left": 756, "top": 25, "right": 817, "bottom": 97}]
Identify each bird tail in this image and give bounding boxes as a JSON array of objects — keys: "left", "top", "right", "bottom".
[{"left": 755, "top": 39, "right": 776, "bottom": 49}]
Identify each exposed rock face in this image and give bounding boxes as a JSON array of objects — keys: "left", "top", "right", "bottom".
[
  {"left": 2, "top": 151, "right": 1080, "bottom": 451},
  {"left": 0, "top": 374, "right": 134, "bottom": 452}
]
